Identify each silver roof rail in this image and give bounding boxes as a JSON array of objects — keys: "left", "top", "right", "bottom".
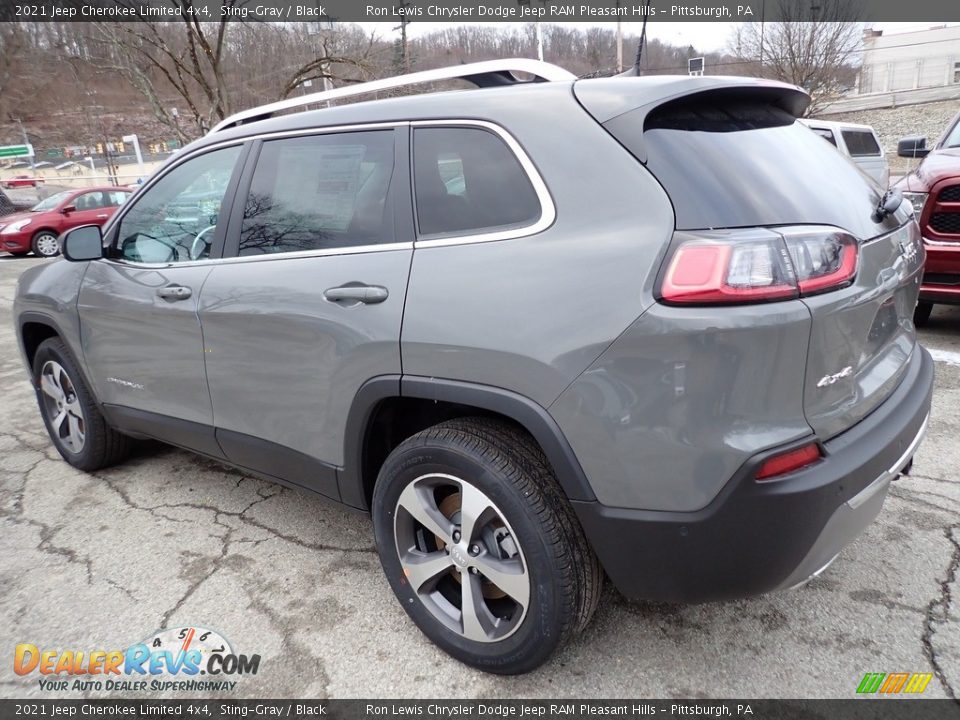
[{"left": 210, "top": 59, "right": 576, "bottom": 134}]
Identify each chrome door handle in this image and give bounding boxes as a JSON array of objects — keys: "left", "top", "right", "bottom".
[
  {"left": 323, "top": 285, "right": 389, "bottom": 304},
  {"left": 96, "top": 214, "right": 109, "bottom": 219},
  {"left": 156, "top": 285, "right": 192, "bottom": 301}
]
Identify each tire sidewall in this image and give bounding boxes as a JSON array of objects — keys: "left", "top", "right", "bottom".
[
  {"left": 32, "top": 340, "right": 100, "bottom": 468},
  {"left": 32, "top": 231, "right": 60, "bottom": 258},
  {"left": 372, "top": 438, "right": 566, "bottom": 674}
]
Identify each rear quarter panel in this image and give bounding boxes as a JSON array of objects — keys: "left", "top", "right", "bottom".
[{"left": 400, "top": 88, "right": 675, "bottom": 407}]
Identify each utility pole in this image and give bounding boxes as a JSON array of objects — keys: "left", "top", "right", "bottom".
[
  {"left": 616, "top": 2, "right": 623, "bottom": 72},
  {"left": 14, "top": 118, "right": 35, "bottom": 171},
  {"left": 393, "top": 1, "right": 411, "bottom": 74}
]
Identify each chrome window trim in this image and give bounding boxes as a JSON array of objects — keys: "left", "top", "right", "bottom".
[
  {"left": 102, "top": 118, "right": 555, "bottom": 268},
  {"left": 410, "top": 120, "right": 556, "bottom": 249},
  {"left": 101, "top": 241, "right": 415, "bottom": 270}
]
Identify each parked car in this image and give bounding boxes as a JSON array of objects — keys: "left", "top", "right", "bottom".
[
  {"left": 893, "top": 111, "right": 960, "bottom": 325},
  {"left": 0, "top": 187, "right": 32, "bottom": 216},
  {"left": 0, "top": 186, "right": 131, "bottom": 257},
  {"left": 14, "top": 60, "right": 932, "bottom": 674},
  {"left": 800, "top": 119, "right": 890, "bottom": 187},
  {"left": 3, "top": 175, "right": 43, "bottom": 189}
]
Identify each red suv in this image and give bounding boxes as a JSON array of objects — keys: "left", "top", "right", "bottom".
[
  {"left": 894, "top": 112, "right": 960, "bottom": 325},
  {"left": 0, "top": 186, "right": 131, "bottom": 258}
]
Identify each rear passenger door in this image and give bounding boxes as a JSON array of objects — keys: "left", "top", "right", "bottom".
[{"left": 198, "top": 127, "right": 412, "bottom": 500}]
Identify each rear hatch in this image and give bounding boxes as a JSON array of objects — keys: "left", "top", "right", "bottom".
[{"left": 576, "top": 79, "right": 925, "bottom": 439}]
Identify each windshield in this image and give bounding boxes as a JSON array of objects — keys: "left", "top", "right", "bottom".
[
  {"left": 30, "top": 191, "right": 73, "bottom": 212},
  {"left": 941, "top": 115, "right": 960, "bottom": 148}
]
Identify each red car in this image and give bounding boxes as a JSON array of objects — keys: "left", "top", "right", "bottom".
[
  {"left": 894, "top": 113, "right": 960, "bottom": 325},
  {"left": 0, "top": 186, "right": 132, "bottom": 258},
  {"left": 3, "top": 175, "right": 42, "bottom": 189}
]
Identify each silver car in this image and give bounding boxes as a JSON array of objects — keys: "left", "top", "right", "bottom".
[{"left": 13, "top": 60, "right": 932, "bottom": 674}]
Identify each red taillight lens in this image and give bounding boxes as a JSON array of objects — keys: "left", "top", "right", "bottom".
[
  {"left": 781, "top": 228, "right": 859, "bottom": 296},
  {"left": 755, "top": 442, "right": 822, "bottom": 481},
  {"left": 659, "top": 227, "right": 859, "bottom": 305}
]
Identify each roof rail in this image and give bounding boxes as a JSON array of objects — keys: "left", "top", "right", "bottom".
[{"left": 210, "top": 59, "right": 576, "bottom": 134}]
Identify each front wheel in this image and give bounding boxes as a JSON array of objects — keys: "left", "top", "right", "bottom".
[
  {"left": 31, "top": 230, "right": 60, "bottom": 258},
  {"left": 372, "top": 417, "right": 602, "bottom": 674},
  {"left": 914, "top": 301, "right": 934, "bottom": 327},
  {"left": 33, "top": 337, "right": 132, "bottom": 471}
]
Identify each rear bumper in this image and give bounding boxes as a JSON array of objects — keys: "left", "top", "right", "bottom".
[{"left": 573, "top": 345, "right": 934, "bottom": 603}]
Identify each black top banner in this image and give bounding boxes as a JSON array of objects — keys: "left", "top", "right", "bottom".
[{"left": 4, "top": 0, "right": 960, "bottom": 23}]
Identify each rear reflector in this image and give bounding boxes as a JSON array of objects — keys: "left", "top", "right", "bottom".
[
  {"left": 659, "top": 226, "right": 859, "bottom": 305},
  {"left": 755, "top": 442, "right": 822, "bottom": 481}
]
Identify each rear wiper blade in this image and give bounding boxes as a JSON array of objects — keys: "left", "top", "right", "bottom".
[{"left": 872, "top": 188, "right": 903, "bottom": 223}]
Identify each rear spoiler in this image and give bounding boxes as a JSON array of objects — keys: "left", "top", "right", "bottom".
[{"left": 574, "top": 76, "right": 810, "bottom": 162}]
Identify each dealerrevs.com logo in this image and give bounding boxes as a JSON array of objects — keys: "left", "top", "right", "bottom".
[{"left": 14, "top": 626, "right": 261, "bottom": 693}]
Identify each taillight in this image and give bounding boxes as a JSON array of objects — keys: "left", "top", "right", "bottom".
[
  {"left": 755, "top": 442, "right": 822, "bottom": 481},
  {"left": 659, "top": 227, "right": 859, "bottom": 305}
]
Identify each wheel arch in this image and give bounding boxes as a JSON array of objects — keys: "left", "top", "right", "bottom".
[
  {"left": 339, "top": 375, "right": 597, "bottom": 510},
  {"left": 19, "top": 313, "right": 64, "bottom": 369}
]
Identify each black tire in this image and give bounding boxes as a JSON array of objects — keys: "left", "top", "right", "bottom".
[
  {"left": 914, "top": 301, "right": 934, "bottom": 327},
  {"left": 31, "top": 230, "right": 60, "bottom": 258},
  {"left": 372, "top": 417, "right": 602, "bottom": 674},
  {"left": 32, "top": 337, "right": 132, "bottom": 471}
]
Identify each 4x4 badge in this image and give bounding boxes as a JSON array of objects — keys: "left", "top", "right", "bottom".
[{"left": 817, "top": 366, "right": 854, "bottom": 388}]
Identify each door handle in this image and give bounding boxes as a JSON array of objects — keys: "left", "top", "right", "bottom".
[
  {"left": 156, "top": 285, "right": 192, "bottom": 301},
  {"left": 323, "top": 285, "right": 389, "bottom": 304},
  {"left": 96, "top": 214, "right": 109, "bottom": 219}
]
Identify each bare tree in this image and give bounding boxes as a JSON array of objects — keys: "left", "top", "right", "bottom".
[{"left": 730, "top": 0, "right": 863, "bottom": 114}]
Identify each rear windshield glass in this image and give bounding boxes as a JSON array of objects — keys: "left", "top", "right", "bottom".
[
  {"left": 619, "top": 100, "right": 891, "bottom": 238},
  {"left": 841, "top": 129, "right": 881, "bottom": 157}
]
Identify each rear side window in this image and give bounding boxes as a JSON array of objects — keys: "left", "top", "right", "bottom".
[
  {"left": 612, "top": 97, "right": 890, "bottom": 239},
  {"left": 239, "top": 130, "right": 395, "bottom": 256},
  {"left": 841, "top": 130, "right": 881, "bottom": 157},
  {"left": 810, "top": 127, "right": 837, "bottom": 147},
  {"left": 413, "top": 127, "right": 540, "bottom": 237}
]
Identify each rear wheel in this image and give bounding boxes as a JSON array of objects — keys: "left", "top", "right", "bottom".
[
  {"left": 31, "top": 230, "right": 60, "bottom": 258},
  {"left": 914, "top": 301, "right": 934, "bottom": 327},
  {"left": 372, "top": 417, "right": 601, "bottom": 674},
  {"left": 33, "top": 337, "right": 132, "bottom": 471}
]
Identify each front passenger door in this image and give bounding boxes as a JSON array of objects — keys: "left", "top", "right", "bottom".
[{"left": 78, "top": 144, "right": 246, "bottom": 455}]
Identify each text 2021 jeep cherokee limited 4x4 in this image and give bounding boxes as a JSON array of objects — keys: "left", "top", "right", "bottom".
[{"left": 13, "top": 60, "right": 933, "bottom": 675}]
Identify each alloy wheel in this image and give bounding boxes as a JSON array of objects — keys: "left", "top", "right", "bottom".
[
  {"left": 393, "top": 473, "right": 530, "bottom": 643},
  {"left": 39, "top": 360, "right": 86, "bottom": 453}
]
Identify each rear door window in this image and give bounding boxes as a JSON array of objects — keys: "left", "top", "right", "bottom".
[
  {"left": 413, "top": 127, "right": 541, "bottom": 237},
  {"left": 810, "top": 127, "right": 837, "bottom": 147},
  {"left": 841, "top": 130, "right": 882, "bottom": 157},
  {"left": 239, "top": 130, "right": 395, "bottom": 256}
]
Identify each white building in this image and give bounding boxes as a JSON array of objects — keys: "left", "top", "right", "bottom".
[{"left": 859, "top": 25, "right": 960, "bottom": 95}]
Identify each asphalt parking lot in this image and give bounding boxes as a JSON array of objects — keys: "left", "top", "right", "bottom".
[{"left": 1, "top": 254, "right": 959, "bottom": 700}]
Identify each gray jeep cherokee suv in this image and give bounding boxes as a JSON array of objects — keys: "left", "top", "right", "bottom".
[{"left": 13, "top": 60, "right": 933, "bottom": 674}]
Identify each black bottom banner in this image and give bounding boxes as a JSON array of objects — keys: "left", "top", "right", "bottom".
[{"left": 2, "top": 700, "right": 960, "bottom": 720}]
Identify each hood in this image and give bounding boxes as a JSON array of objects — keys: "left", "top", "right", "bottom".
[
  {"left": 895, "top": 147, "right": 960, "bottom": 192},
  {"left": 0, "top": 210, "right": 35, "bottom": 226}
]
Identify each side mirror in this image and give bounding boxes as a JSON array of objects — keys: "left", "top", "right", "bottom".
[
  {"left": 898, "top": 136, "right": 929, "bottom": 158},
  {"left": 61, "top": 205, "right": 76, "bottom": 215},
  {"left": 61, "top": 225, "right": 103, "bottom": 262}
]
